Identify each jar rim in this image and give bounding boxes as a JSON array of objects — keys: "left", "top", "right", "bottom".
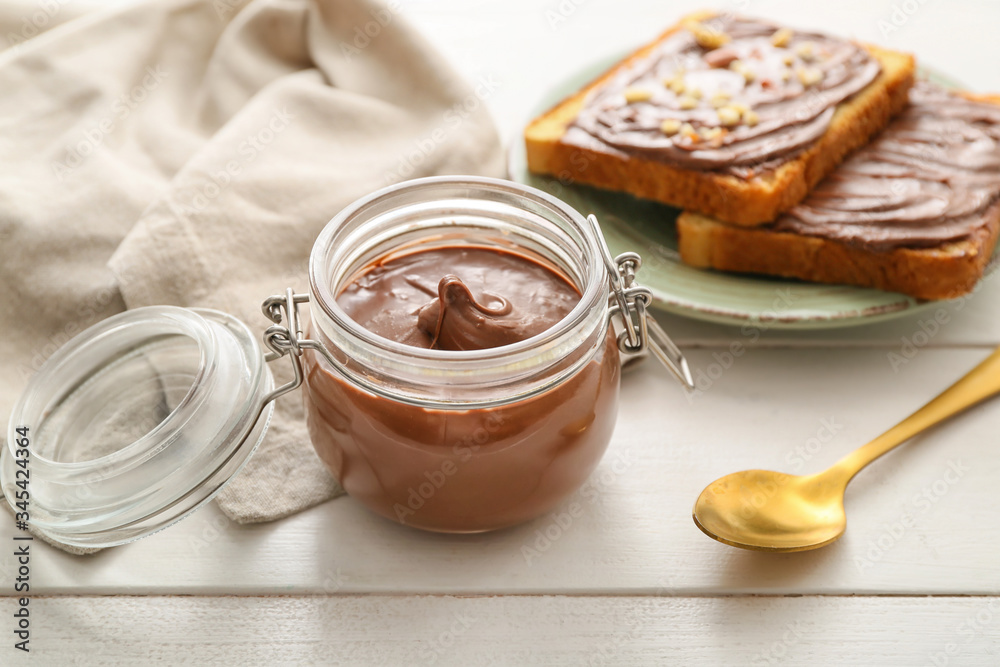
[
  {"left": 308, "top": 175, "right": 608, "bottom": 368},
  {"left": 14, "top": 307, "right": 212, "bottom": 471}
]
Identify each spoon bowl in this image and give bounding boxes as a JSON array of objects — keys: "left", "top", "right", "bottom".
[
  {"left": 692, "top": 346, "right": 1000, "bottom": 553},
  {"left": 693, "top": 470, "right": 847, "bottom": 552}
]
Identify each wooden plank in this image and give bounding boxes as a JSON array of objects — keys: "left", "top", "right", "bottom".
[
  {"left": 2, "top": 595, "right": 999, "bottom": 666},
  {"left": 5, "top": 347, "right": 998, "bottom": 596}
]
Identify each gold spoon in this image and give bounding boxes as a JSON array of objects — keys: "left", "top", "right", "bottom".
[{"left": 693, "top": 346, "right": 1000, "bottom": 553}]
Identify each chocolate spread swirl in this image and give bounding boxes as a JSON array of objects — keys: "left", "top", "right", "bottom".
[
  {"left": 336, "top": 246, "right": 580, "bottom": 350},
  {"left": 565, "top": 15, "right": 881, "bottom": 179},
  {"left": 774, "top": 82, "right": 1000, "bottom": 250},
  {"left": 416, "top": 275, "right": 560, "bottom": 351}
]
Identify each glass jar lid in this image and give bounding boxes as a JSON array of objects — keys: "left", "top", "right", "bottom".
[{"left": 0, "top": 306, "right": 274, "bottom": 548}]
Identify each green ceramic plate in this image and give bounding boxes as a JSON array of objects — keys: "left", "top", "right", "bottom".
[{"left": 509, "top": 59, "right": 993, "bottom": 329}]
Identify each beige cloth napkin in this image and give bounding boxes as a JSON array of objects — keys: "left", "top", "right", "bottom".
[{"left": 0, "top": 0, "right": 504, "bottom": 551}]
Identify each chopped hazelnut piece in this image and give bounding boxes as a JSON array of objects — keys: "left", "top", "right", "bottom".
[
  {"left": 685, "top": 20, "right": 731, "bottom": 50},
  {"left": 796, "top": 41, "right": 817, "bottom": 61},
  {"left": 680, "top": 122, "right": 698, "bottom": 141},
  {"left": 660, "top": 119, "right": 682, "bottom": 136},
  {"left": 700, "top": 127, "right": 726, "bottom": 146},
  {"left": 782, "top": 53, "right": 795, "bottom": 67},
  {"left": 688, "top": 88, "right": 703, "bottom": 100},
  {"left": 729, "top": 102, "right": 750, "bottom": 114},
  {"left": 771, "top": 28, "right": 793, "bottom": 48},
  {"left": 667, "top": 77, "right": 686, "bottom": 95},
  {"left": 624, "top": 87, "right": 653, "bottom": 103},
  {"left": 730, "top": 60, "right": 756, "bottom": 83},
  {"left": 796, "top": 66, "right": 823, "bottom": 87},
  {"left": 678, "top": 95, "right": 698, "bottom": 110},
  {"left": 744, "top": 110, "right": 760, "bottom": 127},
  {"left": 717, "top": 106, "right": 741, "bottom": 126},
  {"left": 710, "top": 91, "right": 732, "bottom": 108}
]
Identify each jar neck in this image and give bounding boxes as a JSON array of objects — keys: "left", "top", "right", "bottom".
[{"left": 307, "top": 176, "right": 612, "bottom": 408}]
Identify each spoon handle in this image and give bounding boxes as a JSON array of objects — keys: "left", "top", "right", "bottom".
[{"left": 831, "top": 345, "right": 1000, "bottom": 484}]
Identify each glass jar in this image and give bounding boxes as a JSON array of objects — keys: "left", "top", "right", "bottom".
[
  {"left": 303, "top": 177, "right": 622, "bottom": 532},
  {"left": 0, "top": 176, "right": 690, "bottom": 547}
]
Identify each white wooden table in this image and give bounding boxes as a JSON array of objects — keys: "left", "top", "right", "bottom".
[{"left": 5, "top": 0, "right": 1000, "bottom": 664}]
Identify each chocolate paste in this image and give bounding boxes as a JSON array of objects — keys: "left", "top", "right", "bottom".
[
  {"left": 564, "top": 15, "right": 880, "bottom": 179},
  {"left": 335, "top": 247, "right": 581, "bottom": 350},
  {"left": 303, "top": 245, "right": 620, "bottom": 532},
  {"left": 772, "top": 81, "right": 1000, "bottom": 250}
]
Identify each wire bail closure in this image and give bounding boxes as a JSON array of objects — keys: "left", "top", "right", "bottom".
[
  {"left": 258, "top": 289, "right": 319, "bottom": 404},
  {"left": 587, "top": 214, "right": 694, "bottom": 390}
]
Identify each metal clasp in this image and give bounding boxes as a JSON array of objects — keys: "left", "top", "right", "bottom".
[
  {"left": 258, "top": 289, "right": 309, "bottom": 404},
  {"left": 587, "top": 214, "right": 694, "bottom": 390},
  {"left": 258, "top": 288, "right": 343, "bottom": 404}
]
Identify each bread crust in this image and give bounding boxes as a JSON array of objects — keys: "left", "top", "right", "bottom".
[
  {"left": 676, "top": 209, "right": 1000, "bottom": 301},
  {"left": 524, "top": 12, "right": 916, "bottom": 226}
]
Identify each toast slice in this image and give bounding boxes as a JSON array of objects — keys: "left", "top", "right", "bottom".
[
  {"left": 677, "top": 209, "right": 1000, "bottom": 301},
  {"left": 525, "top": 12, "right": 915, "bottom": 226},
  {"left": 677, "top": 86, "right": 1000, "bottom": 301}
]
